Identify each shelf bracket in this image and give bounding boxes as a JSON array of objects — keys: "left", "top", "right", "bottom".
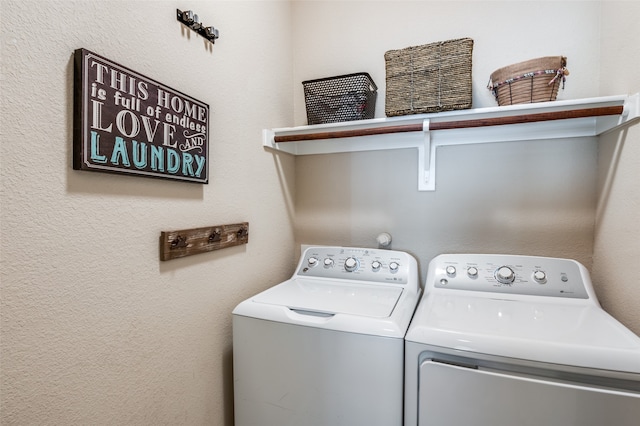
[
  {"left": 418, "top": 119, "right": 436, "bottom": 191},
  {"left": 622, "top": 92, "right": 640, "bottom": 126}
]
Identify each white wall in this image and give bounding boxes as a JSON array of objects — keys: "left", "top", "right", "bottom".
[
  {"left": 292, "top": 0, "right": 601, "bottom": 121},
  {"left": 292, "top": 1, "right": 602, "bottom": 282},
  {"left": 1, "top": 1, "right": 295, "bottom": 424},
  {"left": 593, "top": 1, "right": 640, "bottom": 335}
]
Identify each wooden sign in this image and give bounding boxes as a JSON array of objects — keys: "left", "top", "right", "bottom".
[{"left": 73, "top": 48, "right": 209, "bottom": 183}]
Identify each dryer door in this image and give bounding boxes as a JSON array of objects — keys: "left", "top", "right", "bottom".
[{"left": 418, "top": 360, "right": 640, "bottom": 426}]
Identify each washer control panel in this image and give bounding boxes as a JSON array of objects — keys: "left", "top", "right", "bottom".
[
  {"left": 297, "top": 246, "right": 414, "bottom": 285},
  {"left": 431, "top": 254, "right": 590, "bottom": 299}
]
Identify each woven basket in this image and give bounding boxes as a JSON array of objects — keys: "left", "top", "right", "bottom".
[
  {"left": 385, "top": 38, "right": 473, "bottom": 116},
  {"left": 488, "top": 56, "right": 568, "bottom": 106}
]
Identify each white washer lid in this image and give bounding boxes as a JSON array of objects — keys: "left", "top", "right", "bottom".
[
  {"left": 406, "top": 293, "right": 640, "bottom": 373},
  {"left": 253, "top": 277, "right": 403, "bottom": 318}
]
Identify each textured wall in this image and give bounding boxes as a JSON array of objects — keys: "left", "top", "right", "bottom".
[
  {"left": 593, "top": 1, "right": 640, "bottom": 335},
  {"left": 2, "top": 1, "right": 639, "bottom": 425},
  {"left": 1, "top": 1, "right": 295, "bottom": 424}
]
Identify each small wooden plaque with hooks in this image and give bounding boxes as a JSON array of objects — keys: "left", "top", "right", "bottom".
[{"left": 160, "top": 222, "right": 249, "bottom": 261}]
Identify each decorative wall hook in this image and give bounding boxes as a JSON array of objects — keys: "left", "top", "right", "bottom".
[
  {"left": 177, "top": 9, "right": 220, "bottom": 44},
  {"left": 170, "top": 235, "right": 188, "bottom": 249}
]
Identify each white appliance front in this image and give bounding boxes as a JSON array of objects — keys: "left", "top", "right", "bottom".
[
  {"left": 233, "top": 315, "right": 403, "bottom": 426},
  {"left": 405, "top": 254, "right": 640, "bottom": 426},
  {"left": 233, "top": 246, "right": 421, "bottom": 426},
  {"left": 409, "top": 348, "right": 640, "bottom": 426}
]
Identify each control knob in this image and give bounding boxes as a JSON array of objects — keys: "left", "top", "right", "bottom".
[
  {"left": 389, "top": 261, "right": 400, "bottom": 273},
  {"left": 308, "top": 257, "right": 319, "bottom": 267},
  {"left": 344, "top": 257, "right": 358, "bottom": 272},
  {"left": 495, "top": 266, "right": 515, "bottom": 284},
  {"left": 323, "top": 258, "right": 334, "bottom": 268},
  {"left": 533, "top": 270, "right": 547, "bottom": 284},
  {"left": 445, "top": 266, "right": 456, "bottom": 277},
  {"left": 371, "top": 260, "right": 382, "bottom": 272},
  {"left": 467, "top": 267, "right": 479, "bottom": 278}
]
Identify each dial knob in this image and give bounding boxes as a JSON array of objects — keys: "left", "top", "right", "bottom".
[
  {"left": 445, "top": 266, "right": 456, "bottom": 276},
  {"left": 389, "top": 261, "right": 400, "bottom": 273},
  {"left": 371, "top": 260, "right": 382, "bottom": 272},
  {"left": 467, "top": 267, "right": 479, "bottom": 278},
  {"left": 344, "top": 257, "right": 358, "bottom": 272},
  {"left": 495, "top": 266, "right": 515, "bottom": 284},
  {"left": 308, "top": 257, "right": 319, "bottom": 267},
  {"left": 323, "top": 258, "right": 334, "bottom": 268},
  {"left": 533, "top": 270, "right": 547, "bottom": 284}
]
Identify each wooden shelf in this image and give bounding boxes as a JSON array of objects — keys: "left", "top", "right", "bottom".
[{"left": 263, "top": 94, "right": 640, "bottom": 191}]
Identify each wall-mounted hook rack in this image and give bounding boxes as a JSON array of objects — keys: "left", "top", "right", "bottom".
[
  {"left": 160, "top": 222, "right": 248, "bottom": 261},
  {"left": 177, "top": 9, "right": 220, "bottom": 44}
]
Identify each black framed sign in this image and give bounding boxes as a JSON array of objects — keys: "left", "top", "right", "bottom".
[{"left": 73, "top": 48, "right": 209, "bottom": 183}]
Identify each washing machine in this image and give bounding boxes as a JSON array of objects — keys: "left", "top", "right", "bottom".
[
  {"left": 233, "top": 246, "right": 421, "bottom": 426},
  {"left": 405, "top": 253, "right": 640, "bottom": 426}
]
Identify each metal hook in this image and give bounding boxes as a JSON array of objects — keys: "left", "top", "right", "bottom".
[
  {"left": 170, "top": 235, "right": 188, "bottom": 249},
  {"left": 208, "top": 229, "right": 222, "bottom": 243},
  {"left": 204, "top": 27, "right": 219, "bottom": 42},
  {"left": 236, "top": 227, "right": 248, "bottom": 239}
]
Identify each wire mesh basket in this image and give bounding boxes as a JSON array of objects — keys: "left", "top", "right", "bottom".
[{"left": 302, "top": 73, "right": 377, "bottom": 125}]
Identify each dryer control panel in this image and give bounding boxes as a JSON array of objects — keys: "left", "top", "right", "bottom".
[
  {"left": 429, "top": 254, "right": 591, "bottom": 299},
  {"left": 296, "top": 246, "right": 417, "bottom": 285}
]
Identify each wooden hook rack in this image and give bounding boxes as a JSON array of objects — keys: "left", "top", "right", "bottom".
[{"left": 160, "top": 222, "right": 248, "bottom": 261}]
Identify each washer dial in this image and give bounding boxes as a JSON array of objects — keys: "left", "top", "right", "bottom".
[
  {"left": 495, "top": 266, "right": 515, "bottom": 284},
  {"left": 344, "top": 257, "right": 359, "bottom": 272}
]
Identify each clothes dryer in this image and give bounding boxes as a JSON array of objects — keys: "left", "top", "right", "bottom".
[
  {"left": 405, "top": 253, "right": 640, "bottom": 426},
  {"left": 233, "top": 246, "right": 421, "bottom": 426}
]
